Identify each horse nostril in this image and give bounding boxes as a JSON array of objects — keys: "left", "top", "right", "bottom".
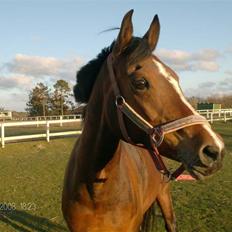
[{"left": 202, "top": 145, "right": 219, "bottom": 161}]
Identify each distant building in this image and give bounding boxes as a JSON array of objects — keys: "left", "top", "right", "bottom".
[
  {"left": 74, "top": 104, "right": 86, "bottom": 118},
  {"left": 197, "top": 103, "right": 221, "bottom": 111},
  {"left": 0, "top": 111, "right": 12, "bottom": 120}
]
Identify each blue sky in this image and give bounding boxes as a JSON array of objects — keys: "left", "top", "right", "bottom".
[{"left": 0, "top": 0, "right": 232, "bottom": 111}]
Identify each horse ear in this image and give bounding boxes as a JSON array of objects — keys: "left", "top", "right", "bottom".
[
  {"left": 113, "top": 9, "right": 133, "bottom": 57},
  {"left": 143, "top": 15, "right": 160, "bottom": 51}
]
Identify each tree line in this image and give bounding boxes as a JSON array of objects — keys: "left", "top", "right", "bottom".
[
  {"left": 2, "top": 80, "right": 231, "bottom": 117},
  {"left": 26, "top": 80, "right": 75, "bottom": 116},
  {"left": 188, "top": 95, "right": 232, "bottom": 109}
]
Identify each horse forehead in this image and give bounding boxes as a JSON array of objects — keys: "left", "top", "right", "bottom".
[
  {"left": 152, "top": 57, "right": 174, "bottom": 78},
  {"left": 152, "top": 57, "right": 198, "bottom": 115},
  {"left": 151, "top": 57, "right": 179, "bottom": 84}
]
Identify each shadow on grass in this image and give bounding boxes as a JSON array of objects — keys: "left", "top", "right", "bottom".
[{"left": 0, "top": 205, "right": 67, "bottom": 232}]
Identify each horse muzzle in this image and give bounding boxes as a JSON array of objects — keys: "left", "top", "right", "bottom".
[{"left": 187, "top": 145, "right": 225, "bottom": 180}]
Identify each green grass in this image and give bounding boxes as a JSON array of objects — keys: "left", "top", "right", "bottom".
[
  {"left": 1, "top": 122, "right": 82, "bottom": 137},
  {"left": 0, "top": 122, "right": 231, "bottom": 232},
  {"left": 0, "top": 138, "right": 74, "bottom": 232},
  {"left": 156, "top": 121, "right": 232, "bottom": 232}
]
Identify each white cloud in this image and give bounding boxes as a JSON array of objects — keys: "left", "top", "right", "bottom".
[
  {"left": 0, "top": 53, "right": 84, "bottom": 91},
  {"left": 0, "top": 74, "right": 33, "bottom": 90},
  {"left": 192, "top": 49, "right": 221, "bottom": 61},
  {"left": 0, "top": 54, "right": 85, "bottom": 111},
  {"left": 198, "top": 81, "right": 216, "bottom": 88},
  {"left": 0, "top": 49, "right": 228, "bottom": 111},
  {"left": 156, "top": 49, "right": 191, "bottom": 62},
  {"left": 194, "top": 61, "right": 219, "bottom": 72},
  {"left": 156, "top": 48, "right": 221, "bottom": 72},
  {"left": 185, "top": 77, "right": 232, "bottom": 97},
  {"left": 5, "top": 54, "right": 84, "bottom": 82},
  {"left": 0, "top": 90, "right": 28, "bottom": 111},
  {"left": 226, "top": 46, "right": 232, "bottom": 54},
  {"left": 225, "top": 70, "right": 232, "bottom": 76},
  {"left": 6, "top": 54, "right": 62, "bottom": 76}
]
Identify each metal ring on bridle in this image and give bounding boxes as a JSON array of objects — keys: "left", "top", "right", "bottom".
[
  {"left": 151, "top": 127, "right": 164, "bottom": 147},
  {"left": 115, "top": 95, "right": 125, "bottom": 107}
]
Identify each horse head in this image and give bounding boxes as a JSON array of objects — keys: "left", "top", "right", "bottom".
[{"left": 106, "top": 10, "right": 225, "bottom": 180}]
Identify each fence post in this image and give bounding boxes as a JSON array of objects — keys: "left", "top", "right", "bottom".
[
  {"left": 210, "top": 113, "right": 213, "bottom": 124},
  {"left": 60, "top": 116, "right": 63, "bottom": 127},
  {"left": 1, "top": 123, "right": 5, "bottom": 148},
  {"left": 46, "top": 121, "right": 50, "bottom": 142},
  {"left": 36, "top": 117, "right": 39, "bottom": 127},
  {"left": 224, "top": 112, "right": 227, "bottom": 123}
]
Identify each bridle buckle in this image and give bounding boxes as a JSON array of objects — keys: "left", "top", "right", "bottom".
[{"left": 151, "top": 127, "right": 164, "bottom": 147}]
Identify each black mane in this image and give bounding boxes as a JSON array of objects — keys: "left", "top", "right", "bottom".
[
  {"left": 74, "top": 43, "right": 114, "bottom": 103},
  {"left": 73, "top": 37, "right": 151, "bottom": 103}
]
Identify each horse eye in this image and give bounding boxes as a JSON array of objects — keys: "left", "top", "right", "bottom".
[
  {"left": 135, "top": 64, "right": 142, "bottom": 71},
  {"left": 133, "top": 78, "right": 149, "bottom": 90}
]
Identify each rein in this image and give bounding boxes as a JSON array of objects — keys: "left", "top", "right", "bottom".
[{"left": 107, "top": 53, "right": 208, "bottom": 181}]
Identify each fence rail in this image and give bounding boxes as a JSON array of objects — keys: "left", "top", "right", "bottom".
[
  {"left": 1, "top": 109, "right": 232, "bottom": 148},
  {"left": 197, "top": 109, "right": 232, "bottom": 123},
  {"left": 3, "top": 114, "right": 82, "bottom": 122},
  {"left": 0, "top": 119, "right": 82, "bottom": 148}
]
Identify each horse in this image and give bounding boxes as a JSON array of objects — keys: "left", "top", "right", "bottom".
[{"left": 62, "top": 10, "right": 225, "bottom": 232}]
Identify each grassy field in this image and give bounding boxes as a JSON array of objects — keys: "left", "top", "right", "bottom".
[{"left": 0, "top": 122, "right": 231, "bottom": 232}]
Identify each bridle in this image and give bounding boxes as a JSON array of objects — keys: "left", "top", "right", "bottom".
[
  {"left": 107, "top": 53, "right": 209, "bottom": 181},
  {"left": 108, "top": 53, "right": 209, "bottom": 180}
]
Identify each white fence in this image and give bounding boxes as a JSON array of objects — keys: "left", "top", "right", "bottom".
[
  {"left": 0, "top": 119, "right": 82, "bottom": 148},
  {"left": 0, "top": 109, "right": 231, "bottom": 148},
  {"left": 6, "top": 114, "right": 82, "bottom": 122},
  {"left": 197, "top": 109, "right": 232, "bottom": 123}
]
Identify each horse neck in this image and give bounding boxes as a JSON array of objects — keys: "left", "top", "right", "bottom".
[{"left": 79, "top": 63, "right": 119, "bottom": 173}]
